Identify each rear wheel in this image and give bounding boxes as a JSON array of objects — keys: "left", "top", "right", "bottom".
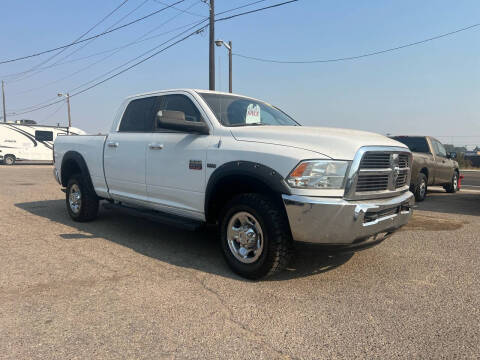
[
  {"left": 3, "top": 154, "right": 15, "bottom": 165},
  {"left": 66, "top": 174, "right": 99, "bottom": 222},
  {"left": 444, "top": 172, "right": 459, "bottom": 193},
  {"left": 220, "top": 193, "right": 292, "bottom": 279},
  {"left": 414, "top": 173, "right": 427, "bottom": 202}
]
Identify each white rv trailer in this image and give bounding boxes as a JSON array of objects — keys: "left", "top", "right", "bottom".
[{"left": 0, "top": 123, "right": 85, "bottom": 165}]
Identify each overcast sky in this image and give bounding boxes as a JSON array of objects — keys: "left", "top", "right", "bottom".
[{"left": 0, "top": 0, "right": 479, "bottom": 147}]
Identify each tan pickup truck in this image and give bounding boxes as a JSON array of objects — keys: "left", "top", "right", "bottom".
[{"left": 391, "top": 136, "right": 460, "bottom": 201}]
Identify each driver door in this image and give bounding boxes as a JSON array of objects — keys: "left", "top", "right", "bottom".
[
  {"left": 146, "top": 93, "right": 211, "bottom": 219},
  {"left": 431, "top": 139, "right": 452, "bottom": 184}
]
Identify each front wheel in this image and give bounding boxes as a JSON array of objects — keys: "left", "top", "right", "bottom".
[
  {"left": 66, "top": 174, "right": 99, "bottom": 222},
  {"left": 414, "top": 173, "right": 428, "bottom": 202},
  {"left": 444, "top": 172, "right": 459, "bottom": 193},
  {"left": 220, "top": 193, "right": 292, "bottom": 279},
  {"left": 3, "top": 154, "right": 15, "bottom": 165}
]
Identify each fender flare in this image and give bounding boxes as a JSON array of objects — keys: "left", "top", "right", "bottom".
[
  {"left": 60, "top": 151, "right": 95, "bottom": 193},
  {"left": 204, "top": 161, "right": 291, "bottom": 218}
]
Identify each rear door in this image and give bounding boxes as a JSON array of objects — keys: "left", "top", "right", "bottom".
[
  {"left": 104, "top": 96, "right": 155, "bottom": 202},
  {"left": 430, "top": 138, "right": 452, "bottom": 184},
  {"left": 146, "top": 93, "right": 210, "bottom": 219}
]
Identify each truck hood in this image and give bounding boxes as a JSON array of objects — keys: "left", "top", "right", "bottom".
[{"left": 230, "top": 126, "right": 407, "bottom": 160}]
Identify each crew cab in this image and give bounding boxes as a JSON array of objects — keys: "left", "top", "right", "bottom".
[
  {"left": 53, "top": 89, "right": 414, "bottom": 279},
  {"left": 391, "top": 136, "right": 460, "bottom": 201}
]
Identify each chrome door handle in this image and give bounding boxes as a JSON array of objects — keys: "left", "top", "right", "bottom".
[
  {"left": 107, "top": 142, "right": 119, "bottom": 148},
  {"left": 149, "top": 143, "right": 164, "bottom": 150}
]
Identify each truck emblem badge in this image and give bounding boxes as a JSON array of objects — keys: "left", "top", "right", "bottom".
[
  {"left": 391, "top": 154, "right": 400, "bottom": 184},
  {"left": 189, "top": 160, "right": 202, "bottom": 170}
]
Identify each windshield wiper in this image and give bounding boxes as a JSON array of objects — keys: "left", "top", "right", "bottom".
[{"left": 229, "top": 122, "right": 267, "bottom": 127}]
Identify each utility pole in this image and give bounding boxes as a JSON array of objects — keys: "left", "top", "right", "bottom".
[
  {"left": 215, "top": 40, "right": 233, "bottom": 93},
  {"left": 66, "top": 93, "right": 71, "bottom": 129},
  {"left": 228, "top": 40, "right": 232, "bottom": 93},
  {"left": 209, "top": 0, "right": 215, "bottom": 90},
  {"left": 1, "top": 80, "right": 6, "bottom": 123},
  {"left": 58, "top": 92, "right": 71, "bottom": 131}
]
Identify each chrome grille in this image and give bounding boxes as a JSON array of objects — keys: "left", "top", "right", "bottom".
[{"left": 345, "top": 147, "right": 412, "bottom": 199}]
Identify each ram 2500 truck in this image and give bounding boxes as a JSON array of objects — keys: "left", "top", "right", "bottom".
[
  {"left": 54, "top": 89, "right": 414, "bottom": 279},
  {"left": 391, "top": 136, "right": 460, "bottom": 201}
]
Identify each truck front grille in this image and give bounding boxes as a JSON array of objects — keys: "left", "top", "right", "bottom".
[{"left": 347, "top": 149, "right": 412, "bottom": 198}]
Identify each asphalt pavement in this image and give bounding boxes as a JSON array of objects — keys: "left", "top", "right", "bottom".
[
  {"left": 1, "top": 165, "right": 479, "bottom": 359},
  {"left": 461, "top": 170, "right": 480, "bottom": 189}
]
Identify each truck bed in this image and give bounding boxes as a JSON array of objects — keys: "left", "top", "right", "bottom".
[{"left": 54, "top": 134, "right": 109, "bottom": 197}]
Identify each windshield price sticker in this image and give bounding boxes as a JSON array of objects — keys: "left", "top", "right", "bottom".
[{"left": 246, "top": 104, "right": 261, "bottom": 124}]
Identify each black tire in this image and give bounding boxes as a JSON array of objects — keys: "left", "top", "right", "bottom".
[
  {"left": 3, "top": 154, "right": 15, "bottom": 165},
  {"left": 219, "top": 193, "right": 292, "bottom": 280},
  {"left": 444, "top": 172, "right": 459, "bottom": 193},
  {"left": 414, "top": 173, "right": 428, "bottom": 202},
  {"left": 66, "top": 174, "right": 99, "bottom": 222}
]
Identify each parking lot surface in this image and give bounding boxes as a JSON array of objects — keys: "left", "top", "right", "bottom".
[
  {"left": 462, "top": 170, "right": 480, "bottom": 190},
  {"left": 1, "top": 165, "right": 479, "bottom": 359}
]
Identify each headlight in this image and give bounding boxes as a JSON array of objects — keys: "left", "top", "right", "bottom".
[{"left": 286, "top": 160, "right": 349, "bottom": 189}]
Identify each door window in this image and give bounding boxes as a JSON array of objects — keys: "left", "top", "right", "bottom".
[
  {"left": 119, "top": 97, "right": 156, "bottom": 132},
  {"left": 154, "top": 94, "right": 203, "bottom": 131},
  {"left": 433, "top": 140, "right": 447, "bottom": 158}
]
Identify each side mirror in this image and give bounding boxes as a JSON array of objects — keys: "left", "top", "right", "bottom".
[
  {"left": 447, "top": 152, "right": 457, "bottom": 159},
  {"left": 156, "top": 110, "right": 209, "bottom": 135}
]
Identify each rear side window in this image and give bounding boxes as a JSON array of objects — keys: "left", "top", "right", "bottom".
[
  {"left": 119, "top": 97, "right": 156, "bottom": 132},
  {"left": 391, "top": 136, "right": 430, "bottom": 153},
  {"left": 35, "top": 130, "right": 53, "bottom": 141}
]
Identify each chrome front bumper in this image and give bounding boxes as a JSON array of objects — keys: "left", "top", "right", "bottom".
[{"left": 282, "top": 191, "right": 414, "bottom": 245}]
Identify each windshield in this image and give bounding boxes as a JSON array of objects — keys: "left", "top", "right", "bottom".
[
  {"left": 391, "top": 136, "right": 431, "bottom": 153},
  {"left": 199, "top": 92, "right": 299, "bottom": 127}
]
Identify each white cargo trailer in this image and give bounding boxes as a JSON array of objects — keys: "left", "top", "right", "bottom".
[{"left": 0, "top": 123, "right": 85, "bottom": 165}]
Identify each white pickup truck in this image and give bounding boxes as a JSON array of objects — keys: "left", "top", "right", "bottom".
[{"left": 54, "top": 89, "right": 414, "bottom": 279}]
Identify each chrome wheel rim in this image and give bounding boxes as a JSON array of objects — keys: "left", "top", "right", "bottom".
[
  {"left": 69, "top": 184, "right": 82, "bottom": 214},
  {"left": 453, "top": 175, "right": 458, "bottom": 190},
  {"left": 419, "top": 181, "right": 426, "bottom": 198},
  {"left": 227, "top": 211, "right": 264, "bottom": 264},
  {"left": 5, "top": 157, "right": 13, "bottom": 165}
]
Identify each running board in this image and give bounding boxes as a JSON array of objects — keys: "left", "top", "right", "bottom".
[{"left": 102, "top": 202, "right": 205, "bottom": 231}]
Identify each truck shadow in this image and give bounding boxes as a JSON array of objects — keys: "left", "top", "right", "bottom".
[
  {"left": 15, "top": 200, "right": 353, "bottom": 281},
  {"left": 417, "top": 188, "right": 480, "bottom": 216}
]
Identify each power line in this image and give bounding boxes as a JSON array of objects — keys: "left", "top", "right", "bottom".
[
  {"left": 3, "top": 0, "right": 290, "bottom": 81},
  {"left": 9, "top": 0, "right": 298, "bottom": 115},
  {"left": 1, "top": 19, "right": 207, "bottom": 81},
  {"left": 10, "top": 0, "right": 131, "bottom": 82},
  {"left": 153, "top": 0, "right": 205, "bottom": 17},
  {"left": 233, "top": 22, "right": 480, "bottom": 64},
  {"left": 13, "top": 2, "right": 207, "bottom": 95},
  {"left": 12, "top": 0, "right": 150, "bottom": 83},
  {"left": 40, "top": 101, "right": 66, "bottom": 122},
  {"left": 6, "top": 19, "right": 208, "bottom": 112},
  {"left": 216, "top": 0, "right": 270, "bottom": 16},
  {"left": 0, "top": 0, "right": 186, "bottom": 65},
  {"left": 9, "top": 23, "right": 208, "bottom": 116},
  {"left": 216, "top": 0, "right": 298, "bottom": 22},
  {"left": 71, "top": 26, "right": 208, "bottom": 98}
]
